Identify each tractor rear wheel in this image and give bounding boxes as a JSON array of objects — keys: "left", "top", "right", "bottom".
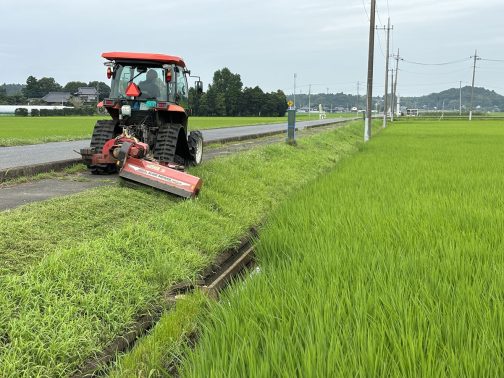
[
  {"left": 153, "top": 123, "right": 190, "bottom": 166},
  {"left": 188, "top": 131, "right": 203, "bottom": 166},
  {"left": 86, "top": 120, "right": 120, "bottom": 174},
  {"left": 90, "top": 120, "right": 118, "bottom": 151}
]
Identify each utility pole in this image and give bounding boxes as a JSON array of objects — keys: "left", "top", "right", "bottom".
[
  {"left": 390, "top": 69, "right": 394, "bottom": 121},
  {"left": 356, "top": 81, "right": 361, "bottom": 111},
  {"left": 459, "top": 80, "right": 462, "bottom": 116},
  {"left": 308, "top": 83, "right": 312, "bottom": 120},
  {"left": 392, "top": 48, "right": 400, "bottom": 121},
  {"left": 293, "top": 73, "right": 297, "bottom": 109},
  {"left": 469, "top": 50, "right": 479, "bottom": 121},
  {"left": 379, "top": 17, "right": 392, "bottom": 128},
  {"left": 365, "top": 0, "right": 376, "bottom": 141}
]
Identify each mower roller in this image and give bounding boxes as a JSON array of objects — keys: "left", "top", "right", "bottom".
[{"left": 80, "top": 52, "right": 205, "bottom": 198}]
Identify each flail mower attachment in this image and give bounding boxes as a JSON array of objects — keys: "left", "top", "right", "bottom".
[
  {"left": 119, "top": 157, "right": 202, "bottom": 198},
  {"left": 114, "top": 140, "right": 202, "bottom": 199}
]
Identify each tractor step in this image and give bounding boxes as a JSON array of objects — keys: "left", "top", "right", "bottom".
[{"left": 119, "top": 157, "right": 202, "bottom": 198}]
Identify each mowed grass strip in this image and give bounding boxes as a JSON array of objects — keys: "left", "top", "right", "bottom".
[
  {"left": 0, "top": 114, "right": 352, "bottom": 146},
  {"left": 180, "top": 119, "right": 504, "bottom": 377},
  {"left": 0, "top": 185, "right": 178, "bottom": 276},
  {"left": 0, "top": 120, "right": 369, "bottom": 376}
]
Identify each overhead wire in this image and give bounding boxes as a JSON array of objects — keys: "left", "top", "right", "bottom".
[
  {"left": 401, "top": 57, "right": 472, "bottom": 66},
  {"left": 480, "top": 58, "right": 504, "bottom": 63},
  {"left": 361, "top": 0, "right": 369, "bottom": 20},
  {"left": 375, "top": 4, "right": 387, "bottom": 58}
]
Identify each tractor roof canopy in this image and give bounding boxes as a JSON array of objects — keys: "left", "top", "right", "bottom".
[{"left": 102, "top": 52, "right": 186, "bottom": 68}]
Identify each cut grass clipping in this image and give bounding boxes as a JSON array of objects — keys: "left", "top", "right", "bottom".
[
  {"left": 181, "top": 119, "right": 504, "bottom": 377},
  {"left": 0, "top": 120, "right": 369, "bottom": 376}
]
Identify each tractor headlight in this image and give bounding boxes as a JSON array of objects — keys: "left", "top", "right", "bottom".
[{"left": 121, "top": 105, "right": 132, "bottom": 117}]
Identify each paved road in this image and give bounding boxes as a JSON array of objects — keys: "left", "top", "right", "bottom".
[{"left": 0, "top": 118, "right": 354, "bottom": 170}]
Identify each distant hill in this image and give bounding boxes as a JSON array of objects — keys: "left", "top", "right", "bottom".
[
  {"left": 287, "top": 87, "right": 504, "bottom": 112},
  {"left": 400, "top": 87, "right": 504, "bottom": 111}
]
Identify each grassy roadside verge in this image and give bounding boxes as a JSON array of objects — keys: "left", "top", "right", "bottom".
[
  {"left": 0, "top": 114, "right": 352, "bottom": 146},
  {"left": 0, "top": 120, "right": 374, "bottom": 376},
  {"left": 179, "top": 119, "right": 504, "bottom": 376},
  {"left": 0, "top": 163, "right": 87, "bottom": 188}
]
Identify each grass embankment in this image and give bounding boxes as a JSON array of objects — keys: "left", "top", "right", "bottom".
[
  {"left": 0, "top": 114, "right": 351, "bottom": 146},
  {"left": 180, "top": 119, "right": 504, "bottom": 377},
  {"left": 0, "top": 120, "right": 370, "bottom": 376}
]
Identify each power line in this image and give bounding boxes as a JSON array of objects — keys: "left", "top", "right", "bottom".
[
  {"left": 375, "top": 26, "right": 386, "bottom": 58},
  {"left": 361, "top": 0, "right": 369, "bottom": 20},
  {"left": 401, "top": 57, "right": 471, "bottom": 66},
  {"left": 376, "top": 3, "right": 384, "bottom": 27},
  {"left": 480, "top": 58, "right": 504, "bottom": 63},
  {"left": 398, "top": 66, "right": 472, "bottom": 76}
]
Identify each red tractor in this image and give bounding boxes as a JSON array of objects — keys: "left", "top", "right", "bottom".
[{"left": 80, "top": 52, "right": 204, "bottom": 198}]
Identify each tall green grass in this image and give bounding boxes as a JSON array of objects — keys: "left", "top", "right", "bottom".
[
  {"left": 0, "top": 120, "right": 369, "bottom": 376},
  {"left": 181, "top": 119, "right": 504, "bottom": 377}
]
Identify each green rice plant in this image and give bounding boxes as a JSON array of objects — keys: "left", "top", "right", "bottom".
[
  {"left": 0, "top": 120, "right": 370, "bottom": 376},
  {"left": 0, "top": 116, "right": 100, "bottom": 146},
  {"left": 180, "top": 119, "right": 504, "bottom": 377}
]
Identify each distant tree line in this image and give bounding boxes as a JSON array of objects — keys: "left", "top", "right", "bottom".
[
  {"left": 289, "top": 87, "right": 504, "bottom": 113},
  {"left": 0, "top": 78, "right": 110, "bottom": 106},
  {"left": 189, "top": 68, "right": 288, "bottom": 117}
]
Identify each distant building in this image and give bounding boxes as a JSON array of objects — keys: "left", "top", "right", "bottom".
[
  {"left": 42, "top": 92, "right": 72, "bottom": 105},
  {"left": 406, "top": 108, "right": 419, "bottom": 117},
  {"left": 74, "top": 87, "right": 98, "bottom": 103}
]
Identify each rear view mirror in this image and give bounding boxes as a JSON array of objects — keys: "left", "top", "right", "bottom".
[{"left": 195, "top": 80, "right": 203, "bottom": 94}]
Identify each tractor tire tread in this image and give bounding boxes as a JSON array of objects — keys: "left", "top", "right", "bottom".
[{"left": 153, "top": 123, "right": 185, "bottom": 164}]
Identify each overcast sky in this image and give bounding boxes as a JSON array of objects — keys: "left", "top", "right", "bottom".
[{"left": 1, "top": 0, "right": 503, "bottom": 97}]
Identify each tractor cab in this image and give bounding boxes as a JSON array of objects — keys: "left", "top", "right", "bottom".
[
  {"left": 101, "top": 52, "right": 202, "bottom": 125},
  {"left": 109, "top": 64, "right": 186, "bottom": 107}
]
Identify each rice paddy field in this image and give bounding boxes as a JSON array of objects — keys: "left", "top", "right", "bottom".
[
  {"left": 0, "top": 113, "right": 351, "bottom": 146},
  {"left": 0, "top": 120, "right": 368, "bottom": 376},
  {"left": 3, "top": 117, "right": 502, "bottom": 377},
  {"left": 177, "top": 119, "right": 504, "bottom": 377}
]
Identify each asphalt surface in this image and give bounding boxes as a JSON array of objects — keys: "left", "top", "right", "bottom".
[
  {"left": 0, "top": 118, "right": 353, "bottom": 170},
  {"left": 0, "top": 175, "right": 113, "bottom": 211}
]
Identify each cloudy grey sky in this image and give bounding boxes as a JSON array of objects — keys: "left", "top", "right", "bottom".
[{"left": 1, "top": 0, "right": 503, "bottom": 97}]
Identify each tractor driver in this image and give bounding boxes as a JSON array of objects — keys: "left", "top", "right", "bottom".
[{"left": 139, "top": 69, "right": 161, "bottom": 99}]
